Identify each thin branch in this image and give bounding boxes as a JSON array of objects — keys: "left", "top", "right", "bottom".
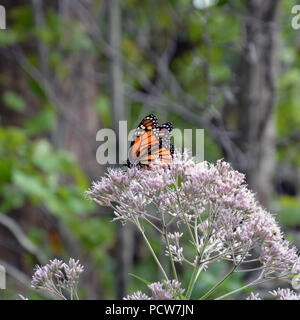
[
  {"left": 0, "top": 213, "right": 47, "bottom": 264},
  {"left": 0, "top": 259, "right": 31, "bottom": 288}
]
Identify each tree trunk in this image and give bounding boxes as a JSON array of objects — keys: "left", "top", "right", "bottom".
[
  {"left": 226, "top": 0, "right": 280, "bottom": 206},
  {"left": 108, "top": 0, "right": 134, "bottom": 299}
]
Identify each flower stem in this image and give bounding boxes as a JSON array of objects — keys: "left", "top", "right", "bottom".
[
  {"left": 199, "top": 265, "right": 237, "bottom": 300},
  {"left": 215, "top": 277, "right": 262, "bottom": 300},
  {"left": 200, "top": 245, "right": 257, "bottom": 299},
  {"left": 136, "top": 221, "right": 169, "bottom": 282},
  {"left": 186, "top": 261, "right": 204, "bottom": 299}
]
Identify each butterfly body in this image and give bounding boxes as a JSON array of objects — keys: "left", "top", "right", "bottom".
[{"left": 127, "top": 114, "right": 174, "bottom": 168}]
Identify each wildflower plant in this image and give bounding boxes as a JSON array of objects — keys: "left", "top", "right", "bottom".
[
  {"left": 31, "top": 258, "right": 83, "bottom": 300},
  {"left": 247, "top": 288, "right": 300, "bottom": 300},
  {"left": 87, "top": 151, "right": 300, "bottom": 300},
  {"left": 124, "top": 280, "right": 185, "bottom": 300}
]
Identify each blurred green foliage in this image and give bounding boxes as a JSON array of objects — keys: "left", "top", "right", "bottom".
[
  {"left": 0, "top": 0, "right": 300, "bottom": 300},
  {"left": 278, "top": 196, "right": 300, "bottom": 228},
  {"left": 0, "top": 127, "right": 91, "bottom": 214}
]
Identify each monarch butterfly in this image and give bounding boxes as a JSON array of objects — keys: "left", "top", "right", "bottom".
[{"left": 126, "top": 114, "right": 174, "bottom": 168}]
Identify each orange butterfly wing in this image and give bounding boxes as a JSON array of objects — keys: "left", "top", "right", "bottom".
[{"left": 128, "top": 114, "right": 174, "bottom": 168}]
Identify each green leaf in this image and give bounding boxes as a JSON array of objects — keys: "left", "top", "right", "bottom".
[
  {"left": 0, "top": 127, "right": 26, "bottom": 155},
  {"left": 12, "top": 169, "right": 49, "bottom": 200},
  {"left": 3, "top": 91, "right": 26, "bottom": 112},
  {"left": 0, "top": 30, "right": 20, "bottom": 46},
  {"left": 94, "top": 96, "right": 112, "bottom": 127},
  {"left": 129, "top": 273, "right": 151, "bottom": 285},
  {"left": 278, "top": 196, "right": 300, "bottom": 227},
  {"left": 31, "top": 140, "right": 69, "bottom": 173},
  {"left": 0, "top": 185, "right": 25, "bottom": 212},
  {"left": 25, "top": 108, "right": 55, "bottom": 135},
  {"left": 0, "top": 159, "right": 12, "bottom": 185}
]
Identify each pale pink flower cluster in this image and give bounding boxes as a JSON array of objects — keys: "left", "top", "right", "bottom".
[
  {"left": 87, "top": 151, "right": 300, "bottom": 294},
  {"left": 270, "top": 288, "right": 300, "bottom": 300},
  {"left": 31, "top": 258, "right": 65, "bottom": 290},
  {"left": 166, "top": 232, "right": 184, "bottom": 262},
  {"left": 247, "top": 288, "right": 300, "bottom": 300},
  {"left": 246, "top": 292, "right": 261, "bottom": 300},
  {"left": 124, "top": 280, "right": 184, "bottom": 300},
  {"left": 31, "top": 258, "right": 83, "bottom": 299}
]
